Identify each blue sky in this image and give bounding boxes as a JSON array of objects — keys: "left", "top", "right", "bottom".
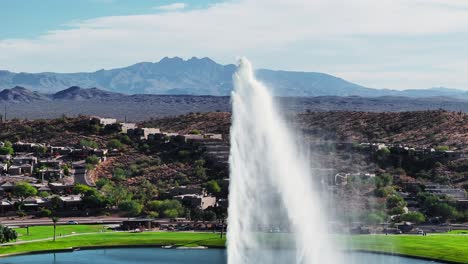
[
  {"left": 1, "top": 0, "right": 468, "bottom": 90},
  {"left": 0, "top": 0, "right": 219, "bottom": 38}
]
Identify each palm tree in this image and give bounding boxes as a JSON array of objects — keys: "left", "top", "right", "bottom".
[{"left": 51, "top": 217, "right": 60, "bottom": 241}]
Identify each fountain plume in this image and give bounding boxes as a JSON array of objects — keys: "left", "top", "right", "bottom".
[{"left": 227, "top": 58, "right": 340, "bottom": 264}]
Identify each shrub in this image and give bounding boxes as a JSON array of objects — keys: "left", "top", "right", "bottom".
[
  {"left": 375, "top": 186, "right": 395, "bottom": 197},
  {"left": 80, "top": 139, "right": 98, "bottom": 149},
  {"left": 118, "top": 200, "right": 143, "bottom": 216},
  {"left": 203, "top": 180, "right": 221, "bottom": 194},
  {"left": 86, "top": 155, "right": 100, "bottom": 165},
  {"left": 189, "top": 129, "right": 201, "bottom": 135},
  {"left": 400, "top": 212, "right": 426, "bottom": 224},
  {"left": 386, "top": 194, "right": 407, "bottom": 209},
  {"left": 435, "top": 146, "right": 450, "bottom": 151},
  {"left": 107, "top": 139, "right": 123, "bottom": 150},
  {"left": 38, "top": 208, "right": 52, "bottom": 217},
  {"left": 366, "top": 212, "right": 384, "bottom": 225},
  {"left": 147, "top": 200, "right": 184, "bottom": 218}
]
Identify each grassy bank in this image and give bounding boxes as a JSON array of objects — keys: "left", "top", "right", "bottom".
[
  {"left": 0, "top": 232, "right": 224, "bottom": 255},
  {"left": 348, "top": 234, "right": 468, "bottom": 263},
  {"left": 2, "top": 227, "right": 467, "bottom": 263},
  {"left": 14, "top": 225, "right": 107, "bottom": 241}
]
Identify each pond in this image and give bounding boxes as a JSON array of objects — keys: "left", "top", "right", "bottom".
[{"left": 2, "top": 247, "right": 443, "bottom": 264}]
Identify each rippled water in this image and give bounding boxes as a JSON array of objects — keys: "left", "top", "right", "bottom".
[{"left": 2, "top": 248, "right": 443, "bottom": 264}]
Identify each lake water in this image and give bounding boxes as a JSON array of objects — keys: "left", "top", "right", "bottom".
[{"left": 1, "top": 248, "right": 443, "bottom": 264}]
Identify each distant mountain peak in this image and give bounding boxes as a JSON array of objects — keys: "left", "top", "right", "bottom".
[
  {"left": 159, "top": 56, "right": 185, "bottom": 63},
  {"left": 0, "top": 86, "right": 48, "bottom": 103},
  {"left": 52, "top": 86, "right": 121, "bottom": 100},
  {"left": 0, "top": 57, "right": 467, "bottom": 99}
]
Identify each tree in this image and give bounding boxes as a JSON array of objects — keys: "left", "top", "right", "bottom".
[
  {"left": 375, "top": 173, "right": 393, "bottom": 188},
  {"left": 375, "top": 186, "right": 395, "bottom": 198},
  {"left": 62, "top": 165, "right": 70, "bottom": 176},
  {"left": 0, "top": 141, "right": 14, "bottom": 155},
  {"left": 386, "top": 195, "right": 407, "bottom": 209},
  {"left": 432, "top": 203, "right": 458, "bottom": 221},
  {"left": 80, "top": 139, "right": 98, "bottom": 149},
  {"left": 365, "top": 212, "right": 384, "bottom": 225},
  {"left": 388, "top": 206, "right": 405, "bottom": 215},
  {"left": 51, "top": 216, "right": 59, "bottom": 242},
  {"left": 13, "top": 182, "right": 37, "bottom": 211},
  {"left": 203, "top": 210, "right": 217, "bottom": 221},
  {"left": 400, "top": 212, "right": 426, "bottom": 224},
  {"left": 118, "top": 200, "right": 142, "bottom": 216},
  {"left": 73, "top": 184, "right": 96, "bottom": 197},
  {"left": 39, "top": 208, "right": 52, "bottom": 217},
  {"left": 103, "top": 185, "right": 131, "bottom": 207},
  {"left": 107, "top": 139, "right": 123, "bottom": 150},
  {"left": 203, "top": 180, "right": 221, "bottom": 194},
  {"left": 39, "top": 191, "right": 50, "bottom": 198},
  {"left": 194, "top": 159, "right": 207, "bottom": 180},
  {"left": 147, "top": 200, "right": 184, "bottom": 218},
  {"left": 134, "top": 179, "right": 158, "bottom": 206},
  {"left": 0, "top": 225, "right": 17, "bottom": 243}
]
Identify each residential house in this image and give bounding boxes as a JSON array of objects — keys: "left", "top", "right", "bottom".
[
  {"left": 90, "top": 116, "right": 117, "bottom": 126},
  {"left": 12, "top": 156, "right": 38, "bottom": 166},
  {"left": 38, "top": 169, "right": 63, "bottom": 181},
  {"left": 425, "top": 184, "right": 467, "bottom": 200},
  {"left": 58, "top": 195, "right": 83, "bottom": 210},
  {"left": 39, "top": 159, "right": 63, "bottom": 169},
  {"left": 18, "top": 164, "right": 33, "bottom": 175},
  {"left": 120, "top": 123, "right": 137, "bottom": 134},
  {"left": 174, "top": 194, "right": 216, "bottom": 210},
  {"left": 8, "top": 165, "right": 22, "bottom": 175},
  {"left": 49, "top": 182, "right": 73, "bottom": 194}
]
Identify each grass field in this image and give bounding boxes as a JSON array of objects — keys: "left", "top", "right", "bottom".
[
  {"left": 348, "top": 234, "right": 468, "bottom": 263},
  {"left": 14, "top": 225, "right": 107, "bottom": 241},
  {"left": 2, "top": 226, "right": 468, "bottom": 263},
  {"left": 0, "top": 232, "right": 224, "bottom": 255}
]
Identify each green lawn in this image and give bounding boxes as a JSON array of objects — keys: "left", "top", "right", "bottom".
[
  {"left": 1, "top": 229, "right": 468, "bottom": 263},
  {"left": 0, "top": 232, "right": 224, "bottom": 255},
  {"left": 447, "top": 229, "right": 468, "bottom": 234},
  {"left": 348, "top": 234, "right": 468, "bottom": 263},
  {"left": 14, "top": 225, "right": 108, "bottom": 241}
]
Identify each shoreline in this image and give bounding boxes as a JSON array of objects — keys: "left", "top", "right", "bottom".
[{"left": 0, "top": 244, "right": 462, "bottom": 264}]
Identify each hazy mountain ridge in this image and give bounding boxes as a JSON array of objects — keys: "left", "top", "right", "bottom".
[
  {"left": 0, "top": 86, "right": 468, "bottom": 121},
  {"left": 2, "top": 57, "right": 468, "bottom": 98}
]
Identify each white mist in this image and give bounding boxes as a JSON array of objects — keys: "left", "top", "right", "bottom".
[{"left": 227, "top": 58, "right": 340, "bottom": 264}]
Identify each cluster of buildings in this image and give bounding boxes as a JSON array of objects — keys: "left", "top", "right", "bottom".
[{"left": 358, "top": 142, "right": 465, "bottom": 160}]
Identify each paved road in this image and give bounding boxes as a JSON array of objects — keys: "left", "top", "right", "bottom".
[
  {"left": 73, "top": 169, "right": 95, "bottom": 186},
  {"left": 0, "top": 217, "right": 128, "bottom": 227}
]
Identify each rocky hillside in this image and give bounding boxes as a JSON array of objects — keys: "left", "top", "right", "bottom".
[
  {"left": 145, "top": 110, "right": 468, "bottom": 151},
  {"left": 0, "top": 86, "right": 50, "bottom": 102},
  {"left": 52, "top": 86, "right": 122, "bottom": 100}
]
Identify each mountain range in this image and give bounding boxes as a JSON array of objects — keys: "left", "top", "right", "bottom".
[
  {"left": 1, "top": 86, "right": 468, "bottom": 121},
  {"left": 1, "top": 57, "right": 468, "bottom": 98}
]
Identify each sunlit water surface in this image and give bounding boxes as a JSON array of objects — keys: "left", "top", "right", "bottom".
[{"left": 3, "top": 248, "right": 442, "bottom": 264}]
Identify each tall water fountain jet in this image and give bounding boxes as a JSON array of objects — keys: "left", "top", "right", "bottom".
[{"left": 228, "top": 58, "right": 341, "bottom": 264}]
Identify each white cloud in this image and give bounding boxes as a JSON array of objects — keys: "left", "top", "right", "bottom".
[
  {"left": 2, "top": 0, "right": 468, "bottom": 89},
  {"left": 154, "top": 3, "right": 186, "bottom": 11}
]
